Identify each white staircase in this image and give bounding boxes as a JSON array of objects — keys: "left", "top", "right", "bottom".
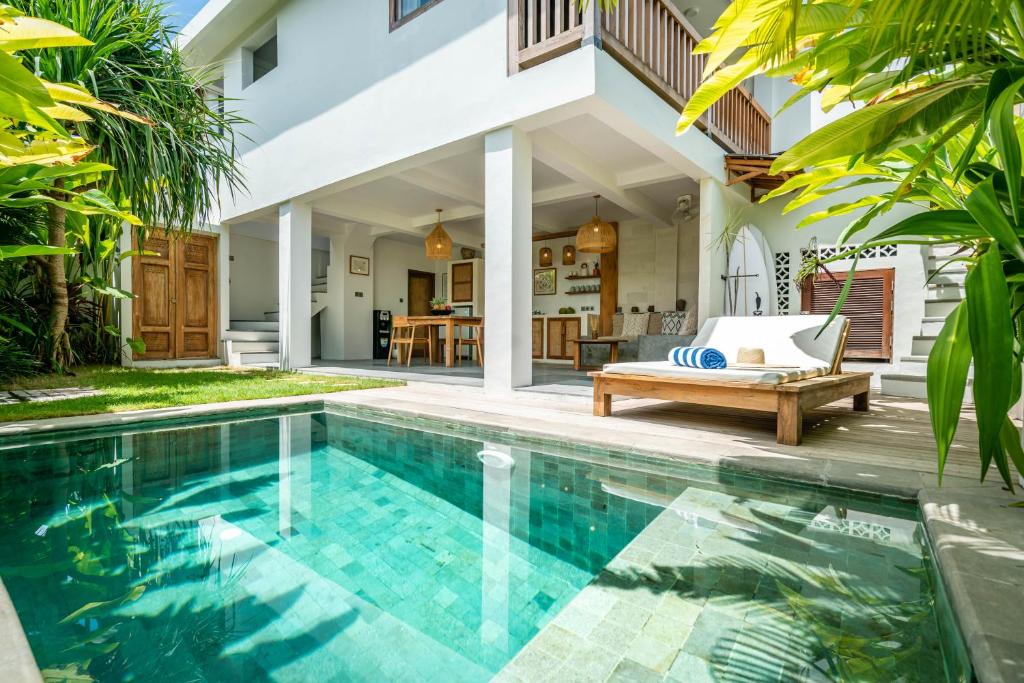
[
  {"left": 881, "top": 245, "right": 973, "bottom": 401},
  {"left": 226, "top": 276, "right": 327, "bottom": 367}
]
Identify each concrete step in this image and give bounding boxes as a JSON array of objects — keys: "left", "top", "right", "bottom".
[
  {"left": 229, "top": 320, "right": 280, "bottom": 332},
  {"left": 926, "top": 282, "right": 965, "bottom": 300},
  {"left": 239, "top": 351, "right": 280, "bottom": 365},
  {"left": 312, "top": 283, "right": 328, "bottom": 294},
  {"left": 881, "top": 373, "right": 974, "bottom": 403},
  {"left": 230, "top": 340, "right": 280, "bottom": 354},
  {"left": 313, "top": 275, "right": 327, "bottom": 286},
  {"left": 224, "top": 329, "right": 278, "bottom": 342},
  {"left": 930, "top": 243, "right": 966, "bottom": 259},
  {"left": 898, "top": 355, "right": 974, "bottom": 378},
  {"left": 925, "top": 297, "right": 962, "bottom": 317},
  {"left": 911, "top": 335, "right": 937, "bottom": 356},
  {"left": 920, "top": 316, "right": 949, "bottom": 336},
  {"left": 927, "top": 268, "right": 967, "bottom": 286},
  {"left": 265, "top": 311, "right": 279, "bottom": 322}
]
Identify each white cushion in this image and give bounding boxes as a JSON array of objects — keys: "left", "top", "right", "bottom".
[
  {"left": 602, "top": 361, "right": 827, "bottom": 385},
  {"left": 690, "top": 315, "right": 846, "bottom": 371}
]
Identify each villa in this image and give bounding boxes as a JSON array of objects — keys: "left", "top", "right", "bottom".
[
  {"left": 121, "top": 0, "right": 938, "bottom": 401},
  {"left": 1, "top": 2, "right": 1021, "bottom": 683}
]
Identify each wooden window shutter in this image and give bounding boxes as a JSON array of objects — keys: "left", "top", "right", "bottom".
[{"left": 801, "top": 268, "right": 894, "bottom": 360}]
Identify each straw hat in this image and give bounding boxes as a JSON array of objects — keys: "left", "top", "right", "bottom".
[{"left": 737, "top": 347, "right": 765, "bottom": 365}]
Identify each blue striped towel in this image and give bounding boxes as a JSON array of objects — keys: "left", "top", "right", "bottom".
[{"left": 668, "top": 346, "right": 727, "bottom": 369}]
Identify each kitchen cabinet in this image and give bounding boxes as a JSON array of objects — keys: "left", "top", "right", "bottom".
[
  {"left": 532, "top": 318, "right": 544, "bottom": 358},
  {"left": 546, "top": 317, "right": 581, "bottom": 360}
]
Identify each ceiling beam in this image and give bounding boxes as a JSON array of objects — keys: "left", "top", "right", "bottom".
[
  {"left": 395, "top": 167, "right": 483, "bottom": 207},
  {"left": 531, "top": 129, "right": 672, "bottom": 229},
  {"left": 616, "top": 162, "right": 688, "bottom": 189}
]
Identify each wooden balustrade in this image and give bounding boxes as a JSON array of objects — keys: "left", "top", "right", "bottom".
[{"left": 508, "top": 0, "right": 772, "bottom": 155}]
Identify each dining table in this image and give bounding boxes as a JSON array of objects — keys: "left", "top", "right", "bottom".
[{"left": 404, "top": 315, "right": 483, "bottom": 367}]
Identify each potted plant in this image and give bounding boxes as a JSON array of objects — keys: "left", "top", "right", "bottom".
[{"left": 430, "top": 297, "right": 452, "bottom": 315}]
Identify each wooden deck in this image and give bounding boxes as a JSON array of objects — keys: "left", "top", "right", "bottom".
[{"left": 326, "top": 383, "right": 990, "bottom": 488}]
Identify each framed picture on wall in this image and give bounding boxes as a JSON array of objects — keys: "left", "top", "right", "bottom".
[
  {"left": 350, "top": 255, "right": 370, "bottom": 276},
  {"left": 533, "top": 267, "right": 557, "bottom": 296}
]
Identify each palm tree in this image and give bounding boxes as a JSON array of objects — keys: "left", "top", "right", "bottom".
[
  {"left": 674, "top": 0, "right": 1024, "bottom": 489},
  {"left": 10, "top": 0, "right": 245, "bottom": 367}
]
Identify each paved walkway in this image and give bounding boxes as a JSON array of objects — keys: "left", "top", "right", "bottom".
[{"left": 0, "top": 388, "right": 100, "bottom": 405}]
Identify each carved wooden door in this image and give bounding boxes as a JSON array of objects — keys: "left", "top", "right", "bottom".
[{"left": 132, "top": 230, "right": 217, "bottom": 360}]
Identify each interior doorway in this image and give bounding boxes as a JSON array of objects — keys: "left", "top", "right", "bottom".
[{"left": 407, "top": 269, "right": 435, "bottom": 316}]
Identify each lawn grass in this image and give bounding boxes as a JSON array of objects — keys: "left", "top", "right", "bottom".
[{"left": 0, "top": 366, "right": 399, "bottom": 423}]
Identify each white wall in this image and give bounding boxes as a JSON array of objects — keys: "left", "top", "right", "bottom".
[
  {"left": 531, "top": 221, "right": 694, "bottom": 318},
  {"left": 209, "top": 0, "right": 602, "bottom": 221},
  {"left": 229, "top": 233, "right": 279, "bottom": 320},
  {"left": 229, "top": 233, "right": 328, "bottom": 321},
  {"left": 373, "top": 237, "right": 442, "bottom": 315}
]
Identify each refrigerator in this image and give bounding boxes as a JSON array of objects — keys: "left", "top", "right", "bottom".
[{"left": 372, "top": 310, "right": 392, "bottom": 359}]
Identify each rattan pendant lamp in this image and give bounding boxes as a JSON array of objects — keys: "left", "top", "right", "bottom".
[
  {"left": 576, "top": 195, "right": 616, "bottom": 253},
  {"left": 425, "top": 209, "right": 453, "bottom": 260}
]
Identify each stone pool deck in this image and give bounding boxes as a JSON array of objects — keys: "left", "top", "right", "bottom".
[{"left": 0, "top": 383, "right": 1021, "bottom": 682}]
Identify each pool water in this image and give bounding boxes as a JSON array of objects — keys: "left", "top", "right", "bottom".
[{"left": 0, "top": 409, "right": 967, "bottom": 682}]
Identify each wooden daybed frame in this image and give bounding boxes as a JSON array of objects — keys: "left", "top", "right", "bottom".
[{"left": 587, "top": 321, "right": 871, "bottom": 446}]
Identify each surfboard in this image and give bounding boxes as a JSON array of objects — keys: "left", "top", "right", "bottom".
[{"left": 724, "top": 224, "right": 774, "bottom": 316}]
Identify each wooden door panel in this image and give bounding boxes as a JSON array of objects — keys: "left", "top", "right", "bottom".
[
  {"left": 564, "top": 318, "right": 581, "bottom": 360},
  {"left": 176, "top": 234, "right": 217, "bottom": 359},
  {"left": 133, "top": 235, "right": 175, "bottom": 360},
  {"left": 407, "top": 271, "right": 434, "bottom": 316},
  {"left": 451, "top": 262, "right": 473, "bottom": 303},
  {"left": 802, "top": 268, "right": 894, "bottom": 360},
  {"left": 532, "top": 318, "right": 543, "bottom": 359},
  {"left": 132, "top": 230, "right": 218, "bottom": 361}
]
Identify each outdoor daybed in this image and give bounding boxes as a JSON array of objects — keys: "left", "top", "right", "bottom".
[{"left": 588, "top": 315, "right": 871, "bottom": 445}]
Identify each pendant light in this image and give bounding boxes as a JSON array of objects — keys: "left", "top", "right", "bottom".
[
  {"left": 576, "top": 195, "right": 616, "bottom": 253},
  {"left": 562, "top": 244, "right": 576, "bottom": 265},
  {"left": 425, "top": 209, "right": 453, "bottom": 260},
  {"left": 538, "top": 245, "right": 553, "bottom": 267}
]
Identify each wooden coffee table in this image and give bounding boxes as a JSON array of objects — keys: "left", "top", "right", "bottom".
[{"left": 570, "top": 337, "right": 629, "bottom": 371}]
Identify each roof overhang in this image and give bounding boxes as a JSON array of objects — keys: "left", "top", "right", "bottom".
[
  {"left": 724, "top": 154, "right": 801, "bottom": 202},
  {"left": 177, "top": 0, "right": 281, "bottom": 66}
]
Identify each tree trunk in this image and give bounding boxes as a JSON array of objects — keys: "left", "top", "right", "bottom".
[{"left": 46, "top": 179, "right": 69, "bottom": 369}]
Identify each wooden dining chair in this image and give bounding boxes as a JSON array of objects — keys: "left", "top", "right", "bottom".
[
  {"left": 456, "top": 319, "right": 484, "bottom": 366},
  {"left": 387, "top": 316, "right": 433, "bottom": 367}
]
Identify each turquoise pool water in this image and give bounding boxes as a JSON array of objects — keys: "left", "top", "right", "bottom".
[{"left": 0, "top": 408, "right": 967, "bottom": 681}]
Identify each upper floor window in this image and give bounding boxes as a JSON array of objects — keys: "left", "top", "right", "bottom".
[
  {"left": 243, "top": 24, "right": 277, "bottom": 89},
  {"left": 390, "top": 0, "right": 444, "bottom": 30}
]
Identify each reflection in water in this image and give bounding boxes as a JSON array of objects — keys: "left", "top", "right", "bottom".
[{"left": 0, "top": 410, "right": 964, "bottom": 682}]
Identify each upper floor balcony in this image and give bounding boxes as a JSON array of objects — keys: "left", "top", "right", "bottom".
[{"left": 509, "top": 0, "right": 771, "bottom": 155}]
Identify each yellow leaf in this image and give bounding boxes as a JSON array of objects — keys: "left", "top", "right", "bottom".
[
  {"left": 41, "top": 103, "right": 92, "bottom": 122},
  {"left": 0, "top": 16, "right": 92, "bottom": 52}
]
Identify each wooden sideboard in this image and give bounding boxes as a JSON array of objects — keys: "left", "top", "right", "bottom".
[{"left": 546, "top": 316, "right": 581, "bottom": 360}]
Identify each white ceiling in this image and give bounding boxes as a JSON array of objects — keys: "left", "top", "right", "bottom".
[{"left": 231, "top": 113, "right": 701, "bottom": 246}]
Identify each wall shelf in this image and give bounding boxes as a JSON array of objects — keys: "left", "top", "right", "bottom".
[
  {"left": 565, "top": 274, "right": 601, "bottom": 280},
  {"left": 567, "top": 290, "right": 600, "bottom": 295}
]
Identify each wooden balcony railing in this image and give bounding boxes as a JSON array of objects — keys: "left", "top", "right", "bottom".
[{"left": 508, "top": 0, "right": 771, "bottom": 155}]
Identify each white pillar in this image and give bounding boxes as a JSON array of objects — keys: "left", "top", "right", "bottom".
[
  {"left": 697, "top": 178, "right": 730, "bottom": 326},
  {"left": 279, "top": 201, "right": 312, "bottom": 369},
  {"left": 484, "top": 127, "right": 532, "bottom": 393},
  {"left": 217, "top": 224, "right": 231, "bottom": 362}
]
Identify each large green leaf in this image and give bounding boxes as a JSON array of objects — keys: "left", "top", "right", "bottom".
[
  {"left": 927, "top": 302, "right": 972, "bottom": 483},
  {"left": 871, "top": 210, "right": 988, "bottom": 241},
  {"left": 987, "top": 77, "right": 1024, "bottom": 223},
  {"left": 965, "top": 247, "right": 1015, "bottom": 481},
  {"left": 965, "top": 178, "right": 1024, "bottom": 263},
  {"left": 772, "top": 84, "right": 969, "bottom": 172},
  {"left": 0, "top": 244, "right": 75, "bottom": 259}
]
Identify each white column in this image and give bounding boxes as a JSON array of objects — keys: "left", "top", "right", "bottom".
[
  {"left": 217, "top": 224, "right": 231, "bottom": 362},
  {"left": 484, "top": 127, "right": 532, "bottom": 393},
  {"left": 279, "top": 201, "right": 312, "bottom": 370},
  {"left": 697, "top": 178, "right": 730, "bottom": 326}
]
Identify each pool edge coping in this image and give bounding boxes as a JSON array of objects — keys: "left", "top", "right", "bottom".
[{"left": 0, "top": 393, "right": 1020, "bottom": 683}]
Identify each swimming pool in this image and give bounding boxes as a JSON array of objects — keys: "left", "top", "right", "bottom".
[{"left": 0, "top": 407, "right": 969, "bottom": 681}]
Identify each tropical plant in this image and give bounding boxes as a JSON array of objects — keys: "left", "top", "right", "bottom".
[
  {"left": 676, "top": 0, "right": 1024, "bottom": 490},
  {"left": 6, "top": 0, "right": 245, "bottom": 369}
]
